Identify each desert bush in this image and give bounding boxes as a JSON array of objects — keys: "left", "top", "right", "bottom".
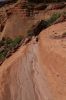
[
  {"left": 0, "top": 36, "right": 22, "bottom": 62},
  {"left": 46, "top": 13, "right": 61, "bottom": 26},
  {"left": 11, "top": 36, "right": 22, "bottom": 47},
  {"left": 0, "top": 52, "right": 6, "bottom": 60},
  {"left": 5, "top": 38, "right": 13, "bottom": 46}
]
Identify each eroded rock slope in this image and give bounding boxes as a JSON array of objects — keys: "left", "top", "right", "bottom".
[{"left": 0, "top": 22, "right": 66, "bottom": 100}]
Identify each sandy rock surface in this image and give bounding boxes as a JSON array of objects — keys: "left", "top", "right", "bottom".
[{"left": 0, "top": 22, "right": 66, "bottom": 100}]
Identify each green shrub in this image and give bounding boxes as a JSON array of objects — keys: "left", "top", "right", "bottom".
[
  {"left": 0, "top": 52, "right": 6, "bottom": 60},
  {"left": 11, "top": 36, "right": 22, "bottom": 47},
  {"left": 5, "top": 38, "right": 13, "bottom": 44},
  {"left": 0, "top": 36, "right": 22, "bottom": 60},
  {"left": 47, "top": 13, "right": 61, "bottom": 26}
]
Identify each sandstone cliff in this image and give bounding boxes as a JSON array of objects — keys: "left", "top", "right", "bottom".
[{"left": 0, "top": 22, "right": 66, "bottom": 100}]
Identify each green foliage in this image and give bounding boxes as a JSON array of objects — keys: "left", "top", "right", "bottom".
[
  {"left": 0, "top": 36, "right": 22, "bottom": 62},
  {"left": 0, "top": 53, "right": 4, "bottom": 60},
  {"left": 0, "top": 52, "right": 6, "bottom": 60},
  {"left": 46, "top": 13, "right": 61, "bottom": 26},
  {"left": 5, "top": 38, "right": 13, "bottom": 44},
  {"left": 11, "top": 36, "right": 22, "bottom": 47}
]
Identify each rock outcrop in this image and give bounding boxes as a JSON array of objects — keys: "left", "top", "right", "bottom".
[{"left": 0, "top": 22, "right": 66, "bottom": 100}]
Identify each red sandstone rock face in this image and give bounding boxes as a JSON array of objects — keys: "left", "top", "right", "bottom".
[
  {"left": 0, "top": 22, "right": 66, "bottom": 100},
  {"left": 0, "top": 1, "right": 66, "bottom": 100}
]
